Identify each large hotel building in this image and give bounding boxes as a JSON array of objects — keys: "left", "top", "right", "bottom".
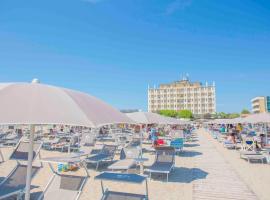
[
  {"left": 148, "top": 77, "right": 216, "bottom": 116},
  {"left": 251, "top": 96, "right": 270, "bottom": 114}
]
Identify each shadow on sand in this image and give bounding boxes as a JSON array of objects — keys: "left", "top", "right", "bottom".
[
  {"left": 178, "top": 150, "right": 202, "bottom": 157},
  {"left": 184, "top": 143, "right": 200, "bottom": 148},
  {"left": 147, "top": 167, "right": 208, "bottom": 183}
]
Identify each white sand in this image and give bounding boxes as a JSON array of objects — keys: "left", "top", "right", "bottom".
[
  {"left": 201, "top": 128, "right": 270, "bottom": 200},
  {"left": 0, "top": 129, "right": 269, "bottom": 200}
]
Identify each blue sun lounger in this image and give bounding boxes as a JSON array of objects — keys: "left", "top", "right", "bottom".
[{"left": 95, "top": 172, "right": 148, "bottom": 200}]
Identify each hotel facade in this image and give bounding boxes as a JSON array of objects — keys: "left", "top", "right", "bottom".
[
  {"left": 251, "top": 96, "right": 270, "bottom": 113},
  {"left": 148, "top": 77, "right": 216, "bottom": 116}
]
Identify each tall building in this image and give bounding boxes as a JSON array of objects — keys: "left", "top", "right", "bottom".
[
  {"left": 148, "top": 76, "right": 216, "bottom": 116},
  {"left": 251, "top": 96, "right": 270, "bottom": 113}
]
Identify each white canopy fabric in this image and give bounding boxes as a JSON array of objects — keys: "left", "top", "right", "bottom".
[
  {"left": 242, "top": 113, "right": 270, "bottom": 124},
  {"left": 165, "top": 116, "right": 191, "bottom": 125},
  {"left": 205, "top": 118, "right": 245, "bottom": 124},
  {"left": 0, "top": 81, "right": 134, "bottom": 200},
  {"left": 0, "top": 82, "right": 134, "bottom": 127},
  {"left": 126, "top": 112, "right": 190, "bottom": 125},
  {"left": 126, "top": 112, "right": 170, "bottom": 124}
]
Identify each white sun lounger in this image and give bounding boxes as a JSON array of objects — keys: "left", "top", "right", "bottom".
[
  {"left": 39, "top": 156, "right": 89, "bottom": 200},
  {"left": 240, "top": 151, "right": 266, "bottom": 163},
  {"left": 145, "top": 146, "right": 175, "bottom": 182},
  {"left": 95, "top": 172, "right": 148, "bottom": 200},
  {"left": 108, "top": 147, "right": 141, "bottom": 171},
  {"left": 0, "top": 164, "right": 40, "bottom": 200},
  {"left": 0, "top": 140, "right": 43, "bottom": 199}
]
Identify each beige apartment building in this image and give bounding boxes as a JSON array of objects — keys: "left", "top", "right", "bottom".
[
  {"left": 251, "top": 96, "right": 270, "bottom": 113},
  {"left": 148, "top": 77, "right": 216, "bottom": 115}
]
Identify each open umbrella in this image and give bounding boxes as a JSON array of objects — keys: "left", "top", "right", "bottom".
[
  {"left": 242, "top": 113, "right": 270, "bottom": 143},
  {"left": 0, "top": 79, "right": 134, "bottom": 200},
  {"left": 243, "top": 113, "right": 270, "bottom": 124},
  {"left": 126, "top": 111, "right": 172, "bottom": 125}
]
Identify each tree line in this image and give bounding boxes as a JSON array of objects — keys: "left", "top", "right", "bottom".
[{"left": 158, "top": 109, "right": 250, "bottom": 119}]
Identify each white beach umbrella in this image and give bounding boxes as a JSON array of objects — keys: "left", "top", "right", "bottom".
[
  {"left": 0, "top": 80, "right": 134, "bottom": 200},
  {"left": 126, "top": 112, "right": 170, "bottom": 125},
  {"left": 242, "top": 113, "right": 270, "bottom": 143},
  {"left": 243, "top": 113, "right": 270, "bottom": 124},
  {"left": 165, "top": 116, "right": 191, "bottom": 125}
]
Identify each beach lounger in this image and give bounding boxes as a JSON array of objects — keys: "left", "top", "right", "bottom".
[
  {"left": 240, "top": 151, "right": 265, "bottom": 163},
  {"left": 85, "top": 144, "right": 117, "bottom": 170},
  {"left": 9, "top": 140, "right": 43, "bottom": 163},
  {"left": 95, "top": 172, "right": 148, "bottom": 200},
  {"left": 39, "top": 156, "right": 88, "bottom": 200},
  {"left": 145, "top": 146, "right": 175, "bottom": 182},
  {"left": 2, "top": 132, "right": 22, "bottom": 146},
  {"left": 0, "top": 164, "right": 40, "bottom": 200},
  {"left": 170, "top": 138, "right": 184, "bottom": 154},
  {"left": 108, "top": 147, "right": 141, "bottom": 171},
  {"left": 223, "top": 140, "right": 237, "bottom": 149},
  {"left": 0, "top": 141, "right": 42, "bottom": 199},
  {"left": 0, "top": 140, "right": 43, "bottom": 199}
]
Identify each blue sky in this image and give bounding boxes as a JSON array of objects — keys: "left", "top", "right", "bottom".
[{"left": 0, "top": 0, "right": 270, "bottom": 113}]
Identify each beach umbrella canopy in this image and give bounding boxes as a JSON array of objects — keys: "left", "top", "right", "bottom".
[
  {"left": 0, "top": 80, "right": 134, "bottom": 200},
  {"left": 205, "top": 118, "right": 245, "bottom": 125},
  {"left": 126, "top": 112, "right": 171, "bottom": 125},
  {"left": 164, "top": 116, "right": 191, "bottom": 125},
  {"left": 243, "top": 113, "right": 270, "bottom": 124},
  {"left": 0, "top": 81, "right": 133, "bottom": 126}
]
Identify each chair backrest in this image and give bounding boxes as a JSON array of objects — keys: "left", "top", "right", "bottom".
[
  {"left": 128, "top": 139, "right": 141, "bottom": 148},
  {"left": 10, "top": 141, "right": 42, "bottom": 161},
  {"left": 120, "top": 147, "right": 141, "bottom": 160},
  {"left": 170, "top": 138, "right": 184, "bottom": 149},
  {"left": 155, "top": 146, "right": 175, "bottom": 164},
  {"left": 102, "top": 145, "right": 117, "bottom": 156},
  {"left": 81, "top": 132, "right": 95, "bottom": 146}
]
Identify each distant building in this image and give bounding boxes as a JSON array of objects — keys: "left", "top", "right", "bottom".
[
  {"left": 148, "top": 75, "right": 216, "bottom": 116},
  {"left": 251, "top": 96, "right": 270, "bottom": 113}
]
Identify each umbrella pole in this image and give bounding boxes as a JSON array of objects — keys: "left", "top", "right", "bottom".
[
  {"left": 25, "top": 124, "right": 35, "bottom": 200},
  {"left": 140, "top": 124, "right": 143, "bottom": 158}
]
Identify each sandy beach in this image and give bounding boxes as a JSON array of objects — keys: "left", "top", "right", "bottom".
[{"left": 1, "top": 128, "right": 269, "bottom": 200}]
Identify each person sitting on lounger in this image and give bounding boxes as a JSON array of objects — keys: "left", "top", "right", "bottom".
[{"left": 226, "top": 133, "right": 236, "bottom": 144}]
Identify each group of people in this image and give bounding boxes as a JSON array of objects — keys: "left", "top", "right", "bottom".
[{"left": 219, "top": 123, "right": 269, "bottom": 149}]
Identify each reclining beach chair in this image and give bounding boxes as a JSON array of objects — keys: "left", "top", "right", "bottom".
[
  {"left": 80, "top": 131, "right": 96, "bottom": 146},
  {"left": 39, "top": 156, "right": 88, "bottom": 200},
  {"left": 170, "top": 138, "right": 184, "bottom": 154},
  {"left": 240, "top": 150, "right": 266, "bottom": 163},
  {"left": 2, "top": 132, "right": 22, "bottom": 146},
  {"left": 108, "top": 147, "right": 141, "bottom": 171},
  {"left": 0, "top": 140, "right": 43, "bottom": 199},
  {"left": 241, "top": 136, "right": 255, "bottom": 151},
  {"left": 223, "top": 140, "right": 237, "bottom": 149},
  {"left": 95, "top": 172, "right": 148, "bottom": 200},
  {"left": 145, "top": 146, "right": 175, "bottom": 182},
  {"left": 0, "top": 165, "right": 40, "bottom": 200},
  {"left": 84, "top": 144, "right": 117, "bottom": 170},
  {"left": 9, "top": 140, "right": 43, "bottom": 163}
]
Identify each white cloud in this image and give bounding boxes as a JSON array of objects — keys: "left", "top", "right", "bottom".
[{"left": 165, "top": 0, "right": 192, "bottom": 15}]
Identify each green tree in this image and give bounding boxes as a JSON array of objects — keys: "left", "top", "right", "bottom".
[
  {"left": 228, "top": 113, "right": 240, "bottom": 118},
  {"left": 241, "top": 109, "right": 250, "bottom": 114},
  {"left": 158, "top": 110, "right": 178, "bottom": 118},
  {"left": 218, "top": 112, "right": 228, "bottom": 119},
  {"left": 177, "top": 110, "right": 193, "bottom": 119}
]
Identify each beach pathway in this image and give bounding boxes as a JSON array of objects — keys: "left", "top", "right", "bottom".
[{"left": 192, "top": 129, "right": 258, "bottom": 200}]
